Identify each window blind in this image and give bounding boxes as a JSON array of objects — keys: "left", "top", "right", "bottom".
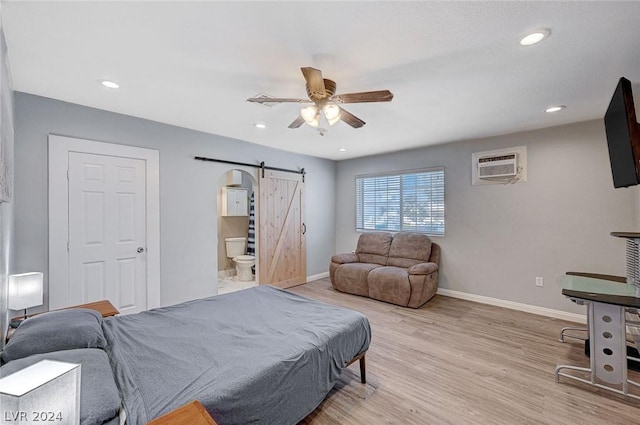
[{"left": 355, "top": 167, "right": 445, "bottom": 236}]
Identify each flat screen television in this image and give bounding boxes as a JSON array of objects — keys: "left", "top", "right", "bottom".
[{"left": 604, "top": 77, "right": 640, "bottom": 188}]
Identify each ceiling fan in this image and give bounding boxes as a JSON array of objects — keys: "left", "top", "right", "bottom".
[{"left": 247, "top": 67, "right": 393, "bottom": 130}]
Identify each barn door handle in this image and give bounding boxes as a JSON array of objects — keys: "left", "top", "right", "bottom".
[
  {"left": 302, "top": 223, "right": 306, "bottom": 235},
  {"left": 137, "top": 247, "right": 145, "bottom": 253}
]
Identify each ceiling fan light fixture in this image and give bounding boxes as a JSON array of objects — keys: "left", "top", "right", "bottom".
[
  {"left": 323, "top": 103, "right": 341, "bottom": 126},
  {"left": 301, "top": 105, "right": 318, "bottom": 124},
  {"left": 308, "top": 115, "right": 320, "bottom": 128},
  {"left": 249, "top": 66, "right": 393, "bottom": 130},
  {"left": 323, "top": 103, "right": 340, "bottom": 120},
  {"left": 327, "top": 114, "right": 341, "bottom": 126}
]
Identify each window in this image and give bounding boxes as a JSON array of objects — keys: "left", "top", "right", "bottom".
[{"left": 355, "top": 167, "right": 445, "bottom": 236}]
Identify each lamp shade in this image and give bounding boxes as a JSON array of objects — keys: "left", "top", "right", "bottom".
[
  {"left": 326, "top": 114, "right": 341, "bottom": 126},
  {"left": 300, "top": 105, "right": 318, "bottom": 123},
  {"left": 307, "top": 115, "right": 320, "bottom": 128},
  {"left": 8, "top": 272, "right": 44, "bottom": 310},
  {"left": 323, "top": 103, "right": 340, "bottom": 120},
  {"left": 0, "top": 360, "right": 81, "bottom": 425},
  {"left": 323, "top": 103, "right": 341, "bottom": 126}
]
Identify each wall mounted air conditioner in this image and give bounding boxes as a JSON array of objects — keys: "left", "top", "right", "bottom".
[{"left": 478, "top": 153, "right": 518, "bottom": 179}]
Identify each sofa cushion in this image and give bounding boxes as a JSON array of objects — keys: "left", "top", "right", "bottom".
[
  {"left": 387, "top": 233, "right": 432, "bottom": 268},
  {"left": 334, "top": 263, "right": 382, "bottom": 296},
  {"left": 331, "top": 253, "right": 359, "bottom": 264},
  {"left": 356, "top": 232, "right": 393, "bottom": 265},
  {"left": 368, "top": 266, "right": 412, "bottom": 306},
  {"left": 408, "top": 262, "right": 438, "bottom": 275}
]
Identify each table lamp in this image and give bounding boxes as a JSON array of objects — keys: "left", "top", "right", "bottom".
[
  {"left": 8, "top": 272, "right": 44, "bottom": 316},
  {"left": 0, "top": 360, "right": 81, "bottom": 425}
]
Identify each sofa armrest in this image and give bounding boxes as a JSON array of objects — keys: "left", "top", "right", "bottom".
[
  {"left": 331, "top": 253, "right": 360, "bottom": 264},
  {"left": 408, "top": 262, "right": 438, "bottom": 275}
]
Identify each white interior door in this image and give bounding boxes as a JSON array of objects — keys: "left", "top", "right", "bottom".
[
  {"left": 49, "top": 134, "right": 160, "bottom": 314},
  {"left": 68, "top": 152, "right": 147, "bottom": 314}
]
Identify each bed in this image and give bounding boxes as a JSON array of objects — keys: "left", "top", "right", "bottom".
[{"left": 1, "top": 285, "right": 371, "bottom": 425}]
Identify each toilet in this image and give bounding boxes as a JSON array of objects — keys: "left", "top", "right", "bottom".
[{"left": 225, "top": 237, "right": 255, "bottom": 281}]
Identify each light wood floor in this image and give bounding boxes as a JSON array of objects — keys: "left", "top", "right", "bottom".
[{"left": 289, "top": 278, "right": 640, "bottom": 425}]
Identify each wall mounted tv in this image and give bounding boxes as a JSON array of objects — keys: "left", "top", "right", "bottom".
[{"left": 604, "top": 77, "right": 640, "bottom": 188}]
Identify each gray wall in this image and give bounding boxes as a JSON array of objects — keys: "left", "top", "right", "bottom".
[
  {"left": 12, "top": 91, "right": 639, "bottom": 318},
  {"left": 335, "top": 119, "right": 639, "bottom": 314},
  {"left": 13, "top": 92, "right": 336, "bottom": 310}
]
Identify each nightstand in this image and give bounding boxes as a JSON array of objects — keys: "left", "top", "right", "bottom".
[
  {"left": 64, "top": 300, "right": 119, "bottom": 317},
  {"left": 146, "top": 401, "right": 218, "bottom": 425}
]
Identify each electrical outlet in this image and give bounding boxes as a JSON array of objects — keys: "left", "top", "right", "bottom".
[{"left": 536, "top": 277, "right": 544, "bottom": 287}]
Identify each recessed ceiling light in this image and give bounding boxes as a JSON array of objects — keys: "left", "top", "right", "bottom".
[
  {"left": 101, "top": 80, "right": 120, "bottom": 89},
  {"left": 545, "top": 105, "right": 566, "bottom": 113},
  {"left": 338, "top": 148, "right": 347, "bottom": 152},
  {"left": 519, "top": 29, "right": 550, "bottom": 46},
  {"left": 254, "top": 123, "right": 266, "bottom": 129}
]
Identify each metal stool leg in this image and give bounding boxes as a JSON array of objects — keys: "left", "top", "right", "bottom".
[{"left": 559, "top": 326, "right": 588, "bottom": 343}]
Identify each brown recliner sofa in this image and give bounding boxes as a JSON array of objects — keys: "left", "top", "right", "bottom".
[{"left": 330, "top": 232, "right": 440, "bottom": 308}]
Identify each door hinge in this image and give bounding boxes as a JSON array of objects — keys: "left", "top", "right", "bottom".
[{"left": 67, "top": 241, "right": 70, "bottom": 251}]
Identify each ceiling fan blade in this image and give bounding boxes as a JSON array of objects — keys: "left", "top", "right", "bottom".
[
  {"left": 339, "top": 107, "right": 366, "bottom": 128},
  {"left": 332, "top": 90, "right": 394, "bottom": 104},
  {"left": 301, "top": 67, "right": 326, "bottom": 99},
  {"left": 246, "top": 97, "right": 311, "bottom": 104},
  {"left": 288, "top": 115, "right": 305, "bottom": 129}
]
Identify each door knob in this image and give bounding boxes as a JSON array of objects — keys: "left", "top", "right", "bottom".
[{"left": 137, "top": 247, "right": 145, "bottom": 253}]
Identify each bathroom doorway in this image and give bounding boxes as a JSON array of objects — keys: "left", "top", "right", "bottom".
[{"left": 217, "top": 169, "right": 258, "bottom": 294}]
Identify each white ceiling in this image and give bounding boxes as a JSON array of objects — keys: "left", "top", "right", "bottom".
[{"left": 3, "top": 1, "right": 640, "bottom": 160}]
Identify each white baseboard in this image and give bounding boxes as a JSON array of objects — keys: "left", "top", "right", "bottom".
[
  {"left": 436, "top": 288, "right": 586, "bottom": 324},
  {"left": 302, "top": 272, "right": 585, "bottom": 324},
  {"left": 307, "top": 271, "right": 329, "bottom": 282}
]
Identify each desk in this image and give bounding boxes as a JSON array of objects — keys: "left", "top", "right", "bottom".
[{"left": 556, "top": 275, "right": 640, "bottom": 399}]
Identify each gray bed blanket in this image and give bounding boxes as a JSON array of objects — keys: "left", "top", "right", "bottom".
[{"left": 102, "top": 285, "right": 371, "bottom": 425}]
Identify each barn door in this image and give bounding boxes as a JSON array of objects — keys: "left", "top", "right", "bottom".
[{"left": 259, "top": 170, "right": 306, "bottom": 288}]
